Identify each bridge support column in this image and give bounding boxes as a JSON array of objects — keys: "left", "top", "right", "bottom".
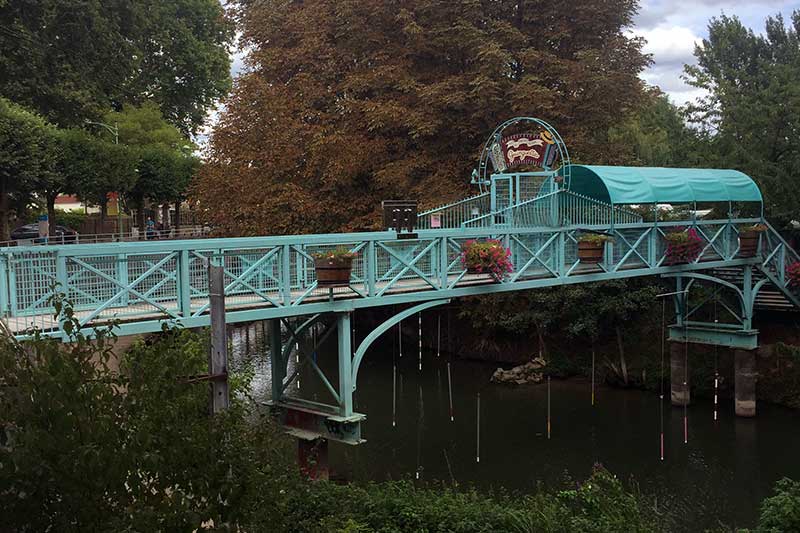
[
  {"left": 298, "top": 438, "right": 329, "bottom": 480},
  {"left": 734, "top": 349, "right": 757, "bottom": 417},
  {"left": 670, "top": 341, "right": 690, "bottom": 406}
]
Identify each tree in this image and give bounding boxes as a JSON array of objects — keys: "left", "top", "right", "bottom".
[
  {"left": 103, "top": 103, "right": 199, "bottom": 229},
  {"left": 195, "top": 0, "right": 650, "bottom": 236},
  {"left": 684, "top": 12, "right": 800, "bottom": 225},
  {"left": 58, "top": 131, "right": 138, "bottom": 224},
  {"left": 609, "top": 90, "right": 708, "bottom": 168},
  {"left": 0, "top": 97, "right": 57, "bottom": 240},
  {"left": 0, "top": 0, "right": 233, "bottom": 134}
]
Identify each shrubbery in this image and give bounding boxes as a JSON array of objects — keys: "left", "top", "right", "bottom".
[{"left": 0, "top": 314, "right": 794, "bottom": 532}]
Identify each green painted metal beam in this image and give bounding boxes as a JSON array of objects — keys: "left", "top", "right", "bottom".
[{"left": 668, "top": 324, "right": 758, "bottom": 350}]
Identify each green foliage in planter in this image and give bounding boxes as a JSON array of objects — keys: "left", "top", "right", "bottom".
[
  {"left": 311, "top": 246, "right": 356, "bottom": 265},
  {"left": 741, "top": 223, "right": 768, "bottom": 233},
  {"left": 577, "top": 233, "right": 613, "bottom": 244}
]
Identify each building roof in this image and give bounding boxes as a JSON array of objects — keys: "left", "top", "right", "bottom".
[{"left": 566, "top": 165, "right": 763, "bottom": 205}]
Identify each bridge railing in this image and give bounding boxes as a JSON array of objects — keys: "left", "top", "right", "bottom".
[
  {"left": 461, "top": 190, "right": 643, "bottom": 229},
  {"left": 0, "top": 217, "right": 769, "bottom": 338},
  {"left": 416, "top": 192, "right": 491, "bottom": 229}
]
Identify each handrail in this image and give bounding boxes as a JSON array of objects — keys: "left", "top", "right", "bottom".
[
  {"left": 416, "top": 192, "right": 491, "bottom": 229},
  {"left": 417, "top": 192, "right": 490, "bottom": 217}
]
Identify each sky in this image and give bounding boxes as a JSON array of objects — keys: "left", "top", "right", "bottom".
[{"left": 631, "top": 0, "right": 797, "bottom": 104}]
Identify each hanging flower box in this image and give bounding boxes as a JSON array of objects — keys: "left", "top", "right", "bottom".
[
  {"left": 577, "top": 233, "right": 613, "bottom": 264},
  {"left": 460, "top": 239, "right": 513, "bottom": 281},
  {"left": 738, "top": 223, "right": 768, "bottom": 257},
  {"left": 664, "top": 228, "right": 703, "bottom": 265},
  {"left": 787, "top": 261, "right": 800, "bottom": 287},
  {"left": 312, "top": 247, "right": 356, "bottom": 287}
]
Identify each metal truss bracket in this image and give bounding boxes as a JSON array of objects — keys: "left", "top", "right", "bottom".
[{"left": 267, "top": 398, "right": 366, "bottom": 445}]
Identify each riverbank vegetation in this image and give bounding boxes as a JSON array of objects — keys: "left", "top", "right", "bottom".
[
  {"left": 454, "top": 279, "right": 800, "bottom": 409},
  {"left": 0, "top": 316, "right": 797, "bottom": 532}
]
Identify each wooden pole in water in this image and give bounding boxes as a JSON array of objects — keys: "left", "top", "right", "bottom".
[
  {"left": 546, "top": 376, "right": 552, "bottom": 439},
  {"left": 399, "top": 320, "right": 403, "bottom": 358},
  {"left": 208, "top": 264, "right": 229, "bottom": 413},
  {"left": 476, "top": 392, "right": 481, "bottom": 463},
  {"left": 437, "top": 313, "right": 441, "bottom": 358},
  {"left": 591, "top": 344, "right": 596, "bottom": 407},
  {"left": 684, "top": 323, "right": 689, "bottom": 445},
  {"left": 660, "top": 298, "right": 666, "bottom": 461},
  {"left": 392, "top": 364, "right": 397, "bottom": 428},
  {"left": 447, "top": 361, "right": 454, "bottom": 422},
  {"left": 713, "top": 309, "right": 720, "bottom": 422},
  {"left": 418, "top": 313, "right": 422, "bottom": 372}
]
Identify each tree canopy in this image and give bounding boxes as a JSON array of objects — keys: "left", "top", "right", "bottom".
[
  {"left": 684, "top": 11, "right": 800, "bottom": 224},
  {"left": 0, "top": 97, "right": 58, "bottom": 239},
  {"left": 195, "top": 0, "right": 650, "bottom": 236},
  {"left": 0, "top": 0, "right": 234, "bottom": 134}
]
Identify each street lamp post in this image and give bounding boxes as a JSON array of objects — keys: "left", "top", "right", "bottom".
[{"left": 85, "top": 120, "right": 123, "bottom": 240}]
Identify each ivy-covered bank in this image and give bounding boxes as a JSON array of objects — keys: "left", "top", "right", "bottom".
[{"left": 0, "top": 315, "right": 798, "bottom": 532}]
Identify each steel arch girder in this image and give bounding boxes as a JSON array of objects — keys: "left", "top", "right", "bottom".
[
  {"left": 350, "top": 299, "right": 450, "bottom": 391},
  {"left": 662, "top": 271, "right": 747, "bottom": 322}
]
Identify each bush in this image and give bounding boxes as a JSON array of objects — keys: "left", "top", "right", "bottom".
[{"left": 756, "top": 478, "right": 800, "bottom": 533}]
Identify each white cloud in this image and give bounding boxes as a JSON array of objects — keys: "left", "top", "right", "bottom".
[{"left": 632, "top": 1, "right": 797, "bottom": 107}]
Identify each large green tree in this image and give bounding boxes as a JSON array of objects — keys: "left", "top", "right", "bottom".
[
  {"left": 0, "top": 0, "right": 233, "bottom": 134},
  {"left": 0, "top": 97, "right": 58, "bottom": 240},
  {"left": 103, "top": 103, "right": 199, "bottom": 229},
  {"left": 684, "top": 11, "right": 800, "bottom": 224},
  {"left": 196, "top": 0, "right": 650, "bottom": 236}
]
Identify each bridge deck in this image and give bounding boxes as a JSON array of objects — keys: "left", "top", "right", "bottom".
[{"left": 1, "top": 218, "right": 798, "bottom": 339}]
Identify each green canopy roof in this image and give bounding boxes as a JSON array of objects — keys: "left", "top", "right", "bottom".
[{"left": 566, "top": 165, "right": 763, "bottom": 205}]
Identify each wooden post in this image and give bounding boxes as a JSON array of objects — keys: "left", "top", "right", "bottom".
[{"left": 209, "top": 263, "right": 229, "bottom": 413}]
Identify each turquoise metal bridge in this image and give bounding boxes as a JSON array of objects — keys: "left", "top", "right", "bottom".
[{"left": 2, "top": 118, "right": 797, "bottom": 444}]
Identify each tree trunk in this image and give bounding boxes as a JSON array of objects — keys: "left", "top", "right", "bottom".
[
  {"left": 161, "top": 204, "right": 170, "bottom": 230},
  {"left": 136, "top": 196, "right": 146, "bottom": 240},
  {"left": 535, "top": 323, "right": 547, "bottom": 361},
  {"left": 615, "top": 325, "right": 629, "bottom": 386},
  {"left": 174, "top": 200, "right": 181, "bottom": 231},
  {"left": 100, "top": 198, "right": 107, "bottom": 226},
  {"left": 0, "top": 179, "right": 9, "bottom": 242},
  {"left": 47, "top": 193, "right": 57, "bottom": 236}
]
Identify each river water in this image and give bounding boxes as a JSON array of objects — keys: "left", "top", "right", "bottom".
[{"left": 229, "top": 321, "right": 800, "bottom": 531}]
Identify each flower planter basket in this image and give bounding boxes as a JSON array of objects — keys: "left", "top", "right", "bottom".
[
  {"left": 787, "top": 261, "right": 800, "bottom": 288},
  {"left": 577, "top": 241, "right": 605, "bottom": 264},
  {"left": 738, "top": 231, "right": 760, "bottom": 257},
  {"left": 460, "top": 239, "right": 513, "bottom": 282},
  {"left": 664, "top": 228, "right": 703, "bottom": 265},
  {"left": 314, "top": 256, "right": 353, "bottom": 287}
]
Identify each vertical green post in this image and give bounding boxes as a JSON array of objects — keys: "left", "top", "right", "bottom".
[
  {"left": 269, "top": 318, "right": 285, "bottom": 404},
  {"left": 439, "top": 236, "right": 448, "bottom": 289},
  {"left": 8, "top": 255, "right": 17, "bottom": 316},
  {"left": 281, "top": 245, "right": 292, "bottom": 305},
  {"left": 674, "top": 277, "right": 685, "bottom": 327},
  {"left": 366, "top": 240, "right": 376, "bottom": 296},
  {"left": 0, "top": 255, "right": 8, "bottom": 317},
  {"left": 179, "top": 249, "right": 191, "bottom": 317},
  {"left": 743, "top": 265, "right": 753, "bottom": 330},
  {"left": 337, "top": 312, "right": 353, "bottom": 417},
  {"left": 118, "top": 253, "right": 129, "bottom": 307},
  {"left": 649, "top": 204, "right": 658, "bottom": 266},
  {"left": 56, "top": 252, "right": 68, "bottom": 340}
]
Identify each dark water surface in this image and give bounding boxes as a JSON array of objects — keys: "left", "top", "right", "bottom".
[{"left": 229, "top": 321, "right": 800, "bottom": 531}]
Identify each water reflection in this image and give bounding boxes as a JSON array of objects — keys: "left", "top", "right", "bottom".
[{"left": 228, "top": 320, "right": 800, "bottom": 531}]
